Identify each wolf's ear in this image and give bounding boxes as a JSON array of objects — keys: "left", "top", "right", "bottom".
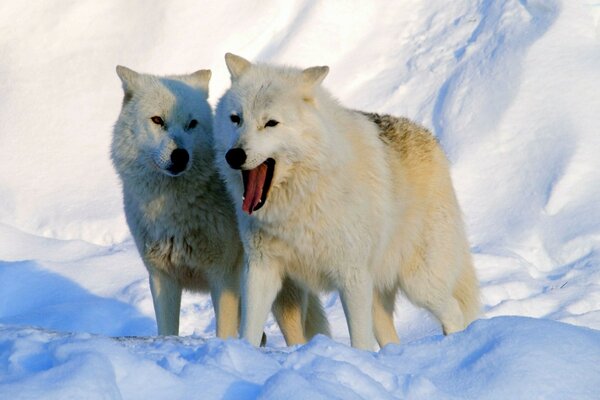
[
  {"left": 225, "top": 53, "right": 252, "bottom": 80},
  {"left": 301, "top": 66, "right": 329, "bottom": 88},
  {"left": 187, "top": 69, "right": 212, "bottom": 93},
  {"left": 116, "top": 65, "right": 140, "bottom": 91}
]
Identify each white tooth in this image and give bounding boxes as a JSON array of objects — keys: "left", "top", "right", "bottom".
[{"left": 242, "top": 196, "right": 245, "bottom": 200}]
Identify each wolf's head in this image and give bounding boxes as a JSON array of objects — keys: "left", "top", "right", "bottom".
[
  {"left": 112, "top": 66, "right": 212, "bottom": 178},
  {"left": 214, "top": 53, "right": 329, "bottom": 215}
]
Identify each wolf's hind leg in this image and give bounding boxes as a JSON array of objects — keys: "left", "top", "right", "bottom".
[
  {"left": 211, "top": 283, "right": 240, "bottom": 339},
  {"left": 373, "top": 288, "right": 400, "bottom": 347},
  {"left": 425, "top": 294, "right": 465, "bottom": 335},
  {"left": 303, "top": 291, "right": 331, "bottom": 339},
  {"left": 273, "top": 278, "right": 331, "bottom": 345},
  {"left": 272, "top": 277, "right": 307, "bottom": 346},
  {"left": 399, "top": 263, "right": 465, "bottom": 335}
]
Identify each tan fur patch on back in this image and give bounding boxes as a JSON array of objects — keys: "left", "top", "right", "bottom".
[{"left": 361, "top": 112, "right": 438, "bottom": 162}]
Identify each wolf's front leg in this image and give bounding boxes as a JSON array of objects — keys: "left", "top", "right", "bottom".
[
  {"left": 241, "top": 257, "right": 283, "bottom": 346},
  {"left": 148, "top": 268, "right": 182, "bottom": 335},
  {"left": 339, "top": 270, "right": 376, "bottom": 350}
]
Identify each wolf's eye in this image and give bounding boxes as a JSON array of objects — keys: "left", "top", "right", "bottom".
[
  {"left": 188, "top": 119, "right": 198, "bottom": 129},
  {"left": 151, "top": 116, "right": 164, "bottom": 126},
  {"left": 230, "top": 114, "right": 241, "bottom": 125},
  {"left": 265, "top": 119, "right": 279, "bottom": 128}
]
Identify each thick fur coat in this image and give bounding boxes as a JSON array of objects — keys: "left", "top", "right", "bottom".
[
  {"left": 213, "top": 54, "right": 480, "bottom": 349},
  {"left": 112, "top": 66, "right": 329, "bottom": 342}
]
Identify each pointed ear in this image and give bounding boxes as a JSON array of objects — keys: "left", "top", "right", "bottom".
[
  {"left": 225, "top": 53, "right": 252, "bottom": 80},
  {"left": 186, "top": 69, "right": 212, "bottom": 93},
  {"left": 302, "top": 66, "right": 329, "bottom": 88},
  {"left": 116, "top": 65, "right": 140, "bottom": 93}
]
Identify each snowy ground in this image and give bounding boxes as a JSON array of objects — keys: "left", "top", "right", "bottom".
[
  {"left": 2, "top": 317, "right": 600, "bottom": 399},
  {"left": 1, "top": 0, "right": 600, "bottom": 398}
]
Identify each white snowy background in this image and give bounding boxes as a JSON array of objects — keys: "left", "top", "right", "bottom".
[{"left": 1, "top": 0, "right": 600, "bottom": 398}]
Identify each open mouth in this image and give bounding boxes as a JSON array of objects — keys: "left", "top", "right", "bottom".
[{"left": 241, "top": 158, "right": 275, "bottom": 215}]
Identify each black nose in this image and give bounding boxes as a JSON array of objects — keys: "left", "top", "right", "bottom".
[
  {"left": 168, "top": 148, "right": 189, "bottom": 174},
  {"left": 225, "top": 148, "right": 246, "bottom": 170}
]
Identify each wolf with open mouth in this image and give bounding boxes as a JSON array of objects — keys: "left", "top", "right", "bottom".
[{"left": 213, "top": 53, "right": 480, "bottom": 350}]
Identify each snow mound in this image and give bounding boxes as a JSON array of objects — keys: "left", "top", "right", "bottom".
[{"left": 1, "top": 317, "right": 599, "bottom": 400}]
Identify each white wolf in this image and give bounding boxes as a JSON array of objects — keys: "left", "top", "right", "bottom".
[
  {"left": 111, "top": 66, "right": 329, "bottom": 343},
  {"left": 213, "top": 54, "right": 480, "bottom": 350}
]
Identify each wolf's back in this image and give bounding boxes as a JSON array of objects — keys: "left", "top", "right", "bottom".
[{"left": 360, "top": 112, "right": 439, "bottom": 162}]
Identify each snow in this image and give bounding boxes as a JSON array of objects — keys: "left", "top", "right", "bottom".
[
  {"left": 1, "top": 0, "right": 600, "bottom": 398},
  {"left": 2, "top": 317, "right": 600, "bottom": 399}
]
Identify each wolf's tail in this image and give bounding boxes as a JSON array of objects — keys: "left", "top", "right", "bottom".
[
  {"left": 453, "top": 256, "right": 481, "bottom": 327},
  {"left": 304, "top": 292, "right": 331, "bottom": 339}
]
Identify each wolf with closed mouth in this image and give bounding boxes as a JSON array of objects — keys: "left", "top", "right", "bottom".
[
  {"left": 111, "top": 66, "right": 329, "bottom": 343},
  {"left": 213, "top": 53, "right": 480, "bottom": 350}
]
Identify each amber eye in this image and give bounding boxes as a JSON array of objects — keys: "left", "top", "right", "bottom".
[
  {"left": 265, "top": 119, "right": 279, "bottom": 128},
  {"left": 188, "top": 119, "right": 198, "bottom": 129},
  {"left": 151, "top": 116, "right": 164, "bottom": 126},
  {"left": 230, "top": 114, "right": 241, "bottom": 125}
]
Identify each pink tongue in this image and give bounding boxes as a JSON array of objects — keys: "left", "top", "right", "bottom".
[{"left": 242, "top": 163, "right": 267, "bottom": 215}]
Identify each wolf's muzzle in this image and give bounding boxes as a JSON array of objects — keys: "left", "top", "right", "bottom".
[
  {"left": 225, "top": 148, "right": 247, "bottom": 170},
  {"left": 167, "top": 148, "right": 189, "bottom": 175}
]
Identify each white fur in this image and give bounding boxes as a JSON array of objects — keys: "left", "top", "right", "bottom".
[
  {"left": 112, "top": 66, "right": 329, "bottom": 343},
  {"left": 213, "top": 54, "right": 480, "bottom": 350}
]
